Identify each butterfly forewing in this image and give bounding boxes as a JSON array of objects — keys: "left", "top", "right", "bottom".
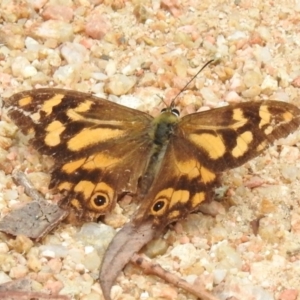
[
  {"left": 178, "top": 101, "right": 300, "bottom": 171},
  {"left": 6, "top": 88, "right": 154, "bottom": 221}
]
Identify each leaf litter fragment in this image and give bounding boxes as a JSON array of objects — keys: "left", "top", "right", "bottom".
[
  {"left": 0, "top": 277, "right": 70, "bottom": 300},
  {"left": 0, "top": 171, "right": 68, "bottom": 240}
]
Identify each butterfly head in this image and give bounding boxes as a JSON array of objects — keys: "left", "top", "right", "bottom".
[{"left": 160, "top": 106, "right": 180, "bottom": 118}]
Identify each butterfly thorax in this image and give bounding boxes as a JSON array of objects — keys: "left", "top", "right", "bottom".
[{"left": 151, "top": 110, "right": 179, "bottom": 145}]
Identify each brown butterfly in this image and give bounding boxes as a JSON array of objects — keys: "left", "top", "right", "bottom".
[{"left": 5, "top": 88, "right": 300, "bottom": 299}]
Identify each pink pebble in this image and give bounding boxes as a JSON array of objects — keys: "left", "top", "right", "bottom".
[
  {"left": 42, "top": 5, "right": 74, "bottom": 22},
  {"left": 278, "top": 289, "right": 298, "bottom": 300}
]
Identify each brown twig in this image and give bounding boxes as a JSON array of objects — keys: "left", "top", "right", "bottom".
[
  {"left": 0, "top": 278, "right": 71, "bottom": 300},
  {"left": 12, "top": 171, "right": 47, "bottom": 202},
  {"left": 131, "top": 253, "right": 220, "bottom": 300}
]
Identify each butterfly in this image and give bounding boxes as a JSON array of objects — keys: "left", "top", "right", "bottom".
[
  {"left": 5, "top": 88, "right": 300, "bottom": 225},
  {"left": 5, "top": 88, "right": 300, "bottom": 299}
]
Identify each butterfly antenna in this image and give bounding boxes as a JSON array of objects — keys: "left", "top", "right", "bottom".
[
  {"left": 156, "top": 94, "right": 169, "bottom": 107},
  {"left": 170, "top": 59, "right": 215, "bottom": 107}
]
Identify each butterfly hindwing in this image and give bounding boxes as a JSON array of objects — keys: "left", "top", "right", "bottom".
[
  {"left": 6, "top": 88, "right": 154, "bottom": 220},
  {"left": 133, "top": 134, "right": 217, "bottom": 227}
]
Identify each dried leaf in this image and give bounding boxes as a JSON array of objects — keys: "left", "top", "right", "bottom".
[
  {"left": 0, "top": 171, "right": 68, "bottom": 240},
  {"left": 99, "top": 220, "right": 156, "bottom": 300}
]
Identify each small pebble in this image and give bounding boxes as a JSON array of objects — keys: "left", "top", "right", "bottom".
[
  {"left": 47, "top": 258, "right": 63, "bottom": 273},
  {"left": 261, "top": 75, "right": 278, "bottom": 94},
  {"left": 82, "top": 250, "right": 101, "bottom": 272},
  {"left": 61, "top": 42, "right": 88, "bottom": 65},
  {"left": 85, "top": 14, "right": 111, "bottom": 39},
  {"left": 243, "top": 70, "right": 263, "bottom": 88},
  {"left": 53, "top": 64, "right": 80, "bottom": 84},
  {"left": 9, "top": 235, "right": 33, "bottom": 254},
  {"left": 42, "top": 5, "right": 74, "bottom": 22},
  {"left": 104, "top": 74, "right": 137, "bottom": 96},
  {"left": 27, "top": 254, "right": 42, "bottom": 272},
  {"left": 170, "top": 243, "right": 198, "bottom": 268},
  {"left": 32, "top": 20, "right": 74, "bottom": 42},
  {"left": 9, "top": 265, "right": 29, "bottom": 279},
  {"left": 278, "top": 289, "right": 299, "bottom": 300}
]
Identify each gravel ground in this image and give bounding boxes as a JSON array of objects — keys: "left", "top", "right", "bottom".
[{"left": 1, "top": 0, "right": 300, "bottom": 300}]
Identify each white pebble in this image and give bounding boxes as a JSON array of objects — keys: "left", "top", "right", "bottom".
[
  {"left": 110, "top": 286, "right": 123, "bottom": 299},
  {"left": 253, "top": 46, "right": 272, "bottom": 62},
  {"left": 281, "top": 165, "right": 299, "bottom": 182},
  {"left": 0, "top": 46, "right": 10, "bottom": 56},
  {"left": 225, "top": 91, "right": 242, "bottom": 103},
  {"left": 47, "top": 51, "right": 62, "bottom": 67},
  {"left": 33, "top": 20, "right": 73, "bottom": 42},
  {"left": 140, "top": 292, "right": 150, "bottom": 300},
  {"left": 229, "top": 73, "right": 243, "bottom": 90},
  {"left": 76, "top": 222, "right": 115, "bottom": 253},
  {"left": 170, "top": 243, "right": 198, "bottom": 268},
  {"left": 139, "top": 72, "right": 156, "bottom": 86},
  {"left": 75, "top": 263, "right": 85, "bottom": 273},
  {"left": 122, "top": 64, "right": 135, "bottom": 76},
  {"left": 67, "top": 249, "right": 84, "bottom": 264},
  {"left": 257, "top": 26, "right": 272, "bottom": 41},
  {"left": 3, "top": 189, "right": 18, "bottom": 201},
  {"left": 241, "top": 85, "right": 261, "bottom": 98},
  {"left": 82, "top": 250, "right": 101, "bottom": 271},
  {"left": 273, "top": 91, "right": 289, "bottom": 102},
  {"left": 213, "top": 268, "right": 227, "bottom": 284},
  {"left": 23, "top": 65, "right": 38, "bottom": 78},
  {"left": 84, "top": 246, "right": 94, "bottom": 254},
  {"left": 251, "top": 287, "right": 273, "bottom": 300},
  {"left": 92, "top": 72, "right": 108, "bottom": 81},
  {"left": 53, "top": 64, "right": 79, "bottom": 84},
  {"left": 227, "top": 30, "right": 248, "bottom": 40},
  {"left": 105, "top": 60, "right": 117, "bottom": 76},
  {"left": 91, "top": 83, "right": 105, "bottom": 94},
  {"left": 0, "top": 271, "right": 11, "bottom": 284},
  {"left": 11, "top": 56, "right": 30, "bottom": 77},
  {"left": 122, "top": 56, "right": 145, "bottom": 76},
  {"left": 25, "top": 37, "right": 40, "bottom": 50},
  {"left": 0, "top": 243, "right": 9, "bottom": 253},
  {"left": 105, "top": 74, "right": 137, "bottom": 96},
  {"left": 200, "top": 87, "right": 219, "bottom": 105},
  {"left": 117, "top": 95, "right": 144, "bottom": 110},
  {"left": 41, "top": 250, "right": 56, "bottom": 258},
  {"left": 40, "top": 245, "right": 68, "bottom": 258},
  {"left": 244, "top": 70, "right": 263, "bottom": 88},
  {"left": 216, "top": 34, "right": 229, "bottom": 55},
  {"left": 61, "top": 42, "right": 88, "bottom": 65},
  {"left": 214, "top": 241, "right": 242, "bottom": 270},
  {"left": 261, "top": 75, "right": 278, "bottom": 93}
]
